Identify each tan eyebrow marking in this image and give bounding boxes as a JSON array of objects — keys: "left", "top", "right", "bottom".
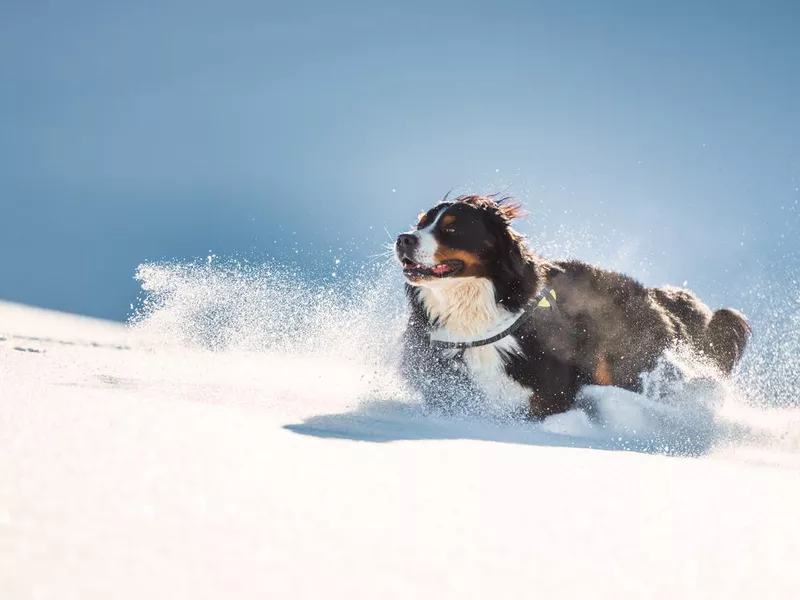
[
  {"left": 442, "top": 215, "right": 456, "bottom": 226},
  {"left": 417, "top": 212, "right": 430, "bottom": 228}
]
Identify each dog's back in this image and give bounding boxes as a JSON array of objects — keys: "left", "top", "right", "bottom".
[{"left": 547, "top": 266, "right": 751, "bottom": 388}]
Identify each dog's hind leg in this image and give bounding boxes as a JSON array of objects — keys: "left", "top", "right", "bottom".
[{"left": 702, "top": 308, "right": 751, "bottom": 374}]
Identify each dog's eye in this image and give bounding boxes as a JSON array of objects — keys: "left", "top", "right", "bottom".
[{"left": 441, "top": 227, "right": 457, "bottom": 235}]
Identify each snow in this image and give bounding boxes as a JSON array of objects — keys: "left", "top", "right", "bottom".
[{"left": 2, "top": 287, "right": 800, "bottom": 599}]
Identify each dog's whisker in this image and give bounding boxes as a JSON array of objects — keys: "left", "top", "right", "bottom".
[
  {"left": 367, "top": 248, "right": 394, "bottom": 260},
  {"left": 365, "top": 251, "right": 396, "bottom": 267}
]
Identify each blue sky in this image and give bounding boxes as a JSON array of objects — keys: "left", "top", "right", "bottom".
[{"left": 1, "top": 0, "right": 798, "bottom": 320}]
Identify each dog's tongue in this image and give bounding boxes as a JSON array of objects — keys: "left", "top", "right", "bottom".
[{"left": 431, "top": 263, "right": 452, "bottom": 275}]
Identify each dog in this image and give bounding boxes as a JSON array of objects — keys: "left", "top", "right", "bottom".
[{"left": 396, "top": 193, "right": 751, "bottom": 419}]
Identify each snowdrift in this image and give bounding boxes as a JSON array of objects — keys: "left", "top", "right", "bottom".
[{"left": 1, "top": 259, "right": 799, "bottom": 599}]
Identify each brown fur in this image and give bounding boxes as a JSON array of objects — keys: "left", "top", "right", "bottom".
[
  {"left": 594, "top": 359, "right": 614, "bottom": 386},
  {"left": 442, "top": 214, "right": 457, "bottom": 226},
  {"left": 432, "top": 248, "right": 486, "bottom": 277}
]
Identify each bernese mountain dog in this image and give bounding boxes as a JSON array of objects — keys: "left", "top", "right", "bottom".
[{"left": 396, "top": 193, "right": 751, "bottom": 419}]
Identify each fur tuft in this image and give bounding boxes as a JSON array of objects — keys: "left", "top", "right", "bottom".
[{"left": 453, "top": 194, "right": 527, "bottom": 222}]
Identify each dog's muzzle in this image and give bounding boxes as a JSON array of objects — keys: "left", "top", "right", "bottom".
[{"left": 395, "top": 233, "right": 419, "bottom": 261}]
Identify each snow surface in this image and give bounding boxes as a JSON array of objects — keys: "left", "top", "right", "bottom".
[{"left": 2, "top": 265, "right": 800, "bottom": 599}]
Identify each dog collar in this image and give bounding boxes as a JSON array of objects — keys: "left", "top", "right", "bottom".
[{"left": 428, "top": 286, "right": 558, "bottom": 350}]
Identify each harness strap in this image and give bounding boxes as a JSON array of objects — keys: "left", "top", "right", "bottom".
[{"left": 428, "top": 286, "right": 558, "bottom": 350}]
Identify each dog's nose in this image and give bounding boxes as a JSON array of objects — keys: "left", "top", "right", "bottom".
[{"left": 396, "top": 234, "right": 419, "bottom": 250}]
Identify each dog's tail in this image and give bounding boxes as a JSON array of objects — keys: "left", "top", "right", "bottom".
[{"left": 702, "top": 308, "right": 751, "bottom": 374}]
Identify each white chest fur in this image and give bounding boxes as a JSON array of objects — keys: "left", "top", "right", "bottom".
[{"left": 418, "top": 278, "right": 533, "bottom": 412}]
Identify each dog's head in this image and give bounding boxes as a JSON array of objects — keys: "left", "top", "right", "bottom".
[{"left": 395, "top": 194, "right": 530, "bottom": 288}]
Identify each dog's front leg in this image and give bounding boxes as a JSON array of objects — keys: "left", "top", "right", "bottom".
[
  {"left": 399, "top": 315, "right": 480, "bottom": 412},
  {"left": 400, "top": 338, "right": 476, "bottom": 413}
]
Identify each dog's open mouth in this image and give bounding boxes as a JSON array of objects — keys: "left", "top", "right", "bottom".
[{"left": 401, "top": 259, "right": 464, "bottom": 279}]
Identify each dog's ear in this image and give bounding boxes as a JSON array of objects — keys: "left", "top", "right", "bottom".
[
  {"left": 490, "top": 229, "right": 529, "bottom": 308},
  {"left": 494, "top": 227, "right": 528, "bottom": 281}
]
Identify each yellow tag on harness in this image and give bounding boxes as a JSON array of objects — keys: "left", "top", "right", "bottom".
[{"left": 537, "top": 289, "right": 557, "bottom": 309}]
